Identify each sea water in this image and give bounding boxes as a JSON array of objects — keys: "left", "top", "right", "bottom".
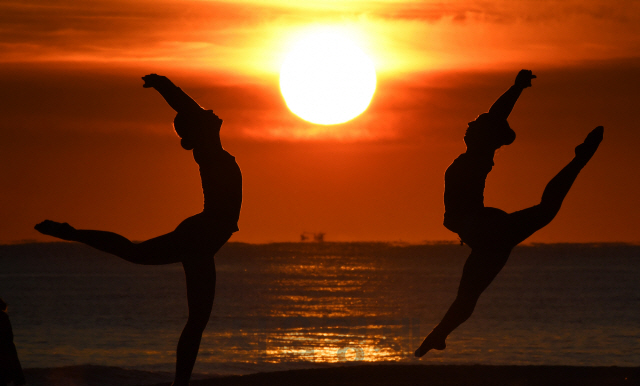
[{"left": 1, "top": 242, "right": 638, "bottom": 377}]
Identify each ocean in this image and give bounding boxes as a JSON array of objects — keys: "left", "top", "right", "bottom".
[{"left": 1, "top": 242, "right": 638, "bottom": 380}]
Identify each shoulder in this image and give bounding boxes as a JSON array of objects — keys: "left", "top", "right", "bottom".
[{"left": 446, "top": 153, "right": 493, "bottom": 178}]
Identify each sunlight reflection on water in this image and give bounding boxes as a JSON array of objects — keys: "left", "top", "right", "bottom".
[{"left": 2, "top": 242, "right": 639, "bottom": 375}]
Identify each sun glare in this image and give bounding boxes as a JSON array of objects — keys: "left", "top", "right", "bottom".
[{"left": 279, "top": 30, "right": 377, "bottom": 125}]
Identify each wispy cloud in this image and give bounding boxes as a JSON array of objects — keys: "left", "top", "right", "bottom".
[{"left": 2, "top": 0, "right": 639, "bottom": 75}]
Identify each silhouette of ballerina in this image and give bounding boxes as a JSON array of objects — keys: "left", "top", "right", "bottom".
[
  {"left": 415, "top": 70, "right": 603, "bottom": 357},
  {"left": 35, "top": 74, "right": 242, "bottom": 385}
]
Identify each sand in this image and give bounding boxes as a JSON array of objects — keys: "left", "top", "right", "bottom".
[
  {"left": 21, "top": 363, "right": 639, "bottom": 386},
  {"left": 165, "top": 364, "right": 638, "bottom": 386}
]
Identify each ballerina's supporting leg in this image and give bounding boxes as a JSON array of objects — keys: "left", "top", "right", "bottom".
[{"left": 173, "top": 256, "right": 216, "bottom": 386}]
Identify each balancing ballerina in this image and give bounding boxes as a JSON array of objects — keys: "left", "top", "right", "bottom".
[{"left": 36, "top": 74, "right": 242, "bottom": 385}]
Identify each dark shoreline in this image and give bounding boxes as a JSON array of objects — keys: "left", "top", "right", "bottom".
[
  {"left": 4, "top": 240, "right": 640, "bottom": 259},
  {"left": 23, "top": 364, "right": 640, "bottom": 386},
  {"left": 172, "top": 364, "right": 640, "bottom": 386}
]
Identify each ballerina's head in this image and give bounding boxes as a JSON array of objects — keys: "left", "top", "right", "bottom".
[
  {"left": 464, "top": 113, "right": 515, "bottom": 151},
  {"left": 173, "top": 110, "right": 223, "bottom": 150}
]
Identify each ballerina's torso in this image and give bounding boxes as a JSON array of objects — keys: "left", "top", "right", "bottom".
[{"left": 443, "top": 152, "right": 495, "bottom": 234}]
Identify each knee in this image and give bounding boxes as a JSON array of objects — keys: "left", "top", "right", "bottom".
[
  {"left": 120, "top": 243, "right": 151, "bottom": 264},
  {"left": 186, "top": 311, "right": 211, "bottom": 333}
]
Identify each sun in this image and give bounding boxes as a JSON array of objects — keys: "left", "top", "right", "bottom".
[{"left": 279, "top": 30, "right": 377, "bottom": 125}]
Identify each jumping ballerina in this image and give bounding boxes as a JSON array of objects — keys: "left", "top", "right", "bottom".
[
  {"left": 35, "top": 74, "right": 242, "bottom": 385},
  {"left": 415, "top": 70, "right": 603, "bottom": 357}
]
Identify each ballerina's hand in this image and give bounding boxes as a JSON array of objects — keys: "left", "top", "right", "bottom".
[
  {"left": 514, "top": 69, "right": 536, "bottom": 88},
  {"left": 142, "top": 74, "right": 174, "bottom": 89}
]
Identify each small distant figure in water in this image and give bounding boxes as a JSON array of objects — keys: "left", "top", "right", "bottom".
[
  {"left": 0, "top": 298, "right": 26, "bottom": 386},
  {"left": 415, "top": 70, "right": 603, "bottom": 357},
  {"left": 300, "top": 232, "right": 326, "bottom": 242},
  {"left": 35, "top": 74, "right": 242, "bottom": 385}
]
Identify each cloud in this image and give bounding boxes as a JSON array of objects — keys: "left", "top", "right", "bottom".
[
  {"left": 363, "top": 0, "right": 640, "bottom": 23},
  {"left": 2, "top": 0, "right": 639, "bottom": 76},
  {"left": 0, "top": 0, "right": 281, "bottom": 64}
]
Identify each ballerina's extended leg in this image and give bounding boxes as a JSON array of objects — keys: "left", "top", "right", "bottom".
[
  {"left": 35, "top": 220, "right": 182, "bottom": 265},
  {"left": 507, "top": 126, "right": 604, "bottom": 246}
]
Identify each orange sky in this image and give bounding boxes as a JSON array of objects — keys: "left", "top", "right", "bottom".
[{"left": 1, "top": 0, "right": 639, "bottom": 243}]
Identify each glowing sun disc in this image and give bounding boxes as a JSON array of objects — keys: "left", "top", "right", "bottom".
[{"left": 280, "top": 31, "right": 377, "bottom": 125}]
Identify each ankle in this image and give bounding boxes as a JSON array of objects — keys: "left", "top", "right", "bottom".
[{"left": 426, "top": 329, "right": 447, "bottom": 348}]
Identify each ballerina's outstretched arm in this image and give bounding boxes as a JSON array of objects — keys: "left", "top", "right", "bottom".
[
  {"left": 142, "top": 74, "right": 203, "bottom": 115},
  {"left": 142, "top": 74, "right": 224, "bottom": 153},
  {"left": 487, "top": 69, "right": 536, "bottom": 120}
]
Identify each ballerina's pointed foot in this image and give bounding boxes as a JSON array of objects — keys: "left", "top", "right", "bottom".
[
  {"left": 34, "top": 220, "right": 76, "bottom": 241},
  {"left": 414, "top": 335, "right": 446, "bottom": 358},
  {"left": 575, "top": 126, "right": 603, "bottom": 163}
]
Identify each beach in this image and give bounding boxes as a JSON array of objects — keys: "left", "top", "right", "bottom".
[
  {"left": 166, "top": 365, "right": 640, "bottom": 386},
  {"left": 20, "top": 364, "right": 640, "bottom": 386}
]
